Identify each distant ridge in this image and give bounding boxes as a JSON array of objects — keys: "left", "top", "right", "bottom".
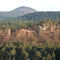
[
  {"left": 11, "top": 12, "right": 60, "bottom": 22},
  {"left": 0, "top": 6, "right": 37, "bottom": 19},
  {"left": 13, "top": 6, "right": 36, "bottom": 12},
  {"left": 0, "top": 6, "right": 60, "bottom": 22}
]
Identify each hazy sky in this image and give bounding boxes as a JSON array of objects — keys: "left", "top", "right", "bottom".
[{"left": 0, "top": 0, "right": 60, "bottom": 11}]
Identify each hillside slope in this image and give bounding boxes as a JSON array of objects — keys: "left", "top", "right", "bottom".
[
  {"left": 10, "top": 12, "right": 60, "bottom": 22},
  {"left": 0, "top": 6, "right": 36, "bottom": 19}
]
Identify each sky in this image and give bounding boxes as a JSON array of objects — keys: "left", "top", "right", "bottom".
[{"left": 0, "top": 0, "right": 60, "bottom": 11}]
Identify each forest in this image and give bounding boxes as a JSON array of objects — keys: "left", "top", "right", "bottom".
[
  {"left": 0, "top": 20, "right": 60, "bottom": 60},
  {"left": 0, "top": 41, "right": 60, "bottom": 60}
]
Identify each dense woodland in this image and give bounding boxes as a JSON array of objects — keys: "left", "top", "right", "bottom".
[
  {"left": 0, "top": 6, "right": 60, "bottom": 60},
  {"left": 0, "top": 42, "right": 60, "bottom": 60},
  {"left": 0, "top": 20, "right": 60, "bottom": 60},
  {"left": 0, "top": 12, "right": 60, "bottom": 22}
]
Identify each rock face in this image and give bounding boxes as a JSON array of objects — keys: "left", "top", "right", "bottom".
[
  {"left": 0, "top": 27, "right": 11, "bottom": 39},
  {"left": 39, "top": 22, "right": 56, "bottom": 32},
  {"left": 5, "top": 28, "right": 11, "bottom": 38},
  {"left": 0, "top": 27, "right": 11, "bottom": 43},
  {"left": 16, "top": 29, "right": 35, "bottom": 38},
  {"left": 0, "top": 30, "right": 2, "bottom": 34}
]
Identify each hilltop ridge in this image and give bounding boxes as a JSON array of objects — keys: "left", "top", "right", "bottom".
[{"left": 0, "top": 6, "right": 37, "bottom": 19}]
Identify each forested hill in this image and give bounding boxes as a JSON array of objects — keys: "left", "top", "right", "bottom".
[
  {"left": 0, "top": 7, "right": 60, "bottom": 22},
  {"left": 12, "top": 12, "right": 60, "bottom": 22},
  {"left": 0, "top": 6, "right": 36, "bottom": 19}
]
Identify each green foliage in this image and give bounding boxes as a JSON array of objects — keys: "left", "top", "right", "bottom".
[
  {"left": 0, "top": 42, "right": 60, "bottom": 60},
  {"left": 0, "top": 20, "right": 60, "bottom": 60}
]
